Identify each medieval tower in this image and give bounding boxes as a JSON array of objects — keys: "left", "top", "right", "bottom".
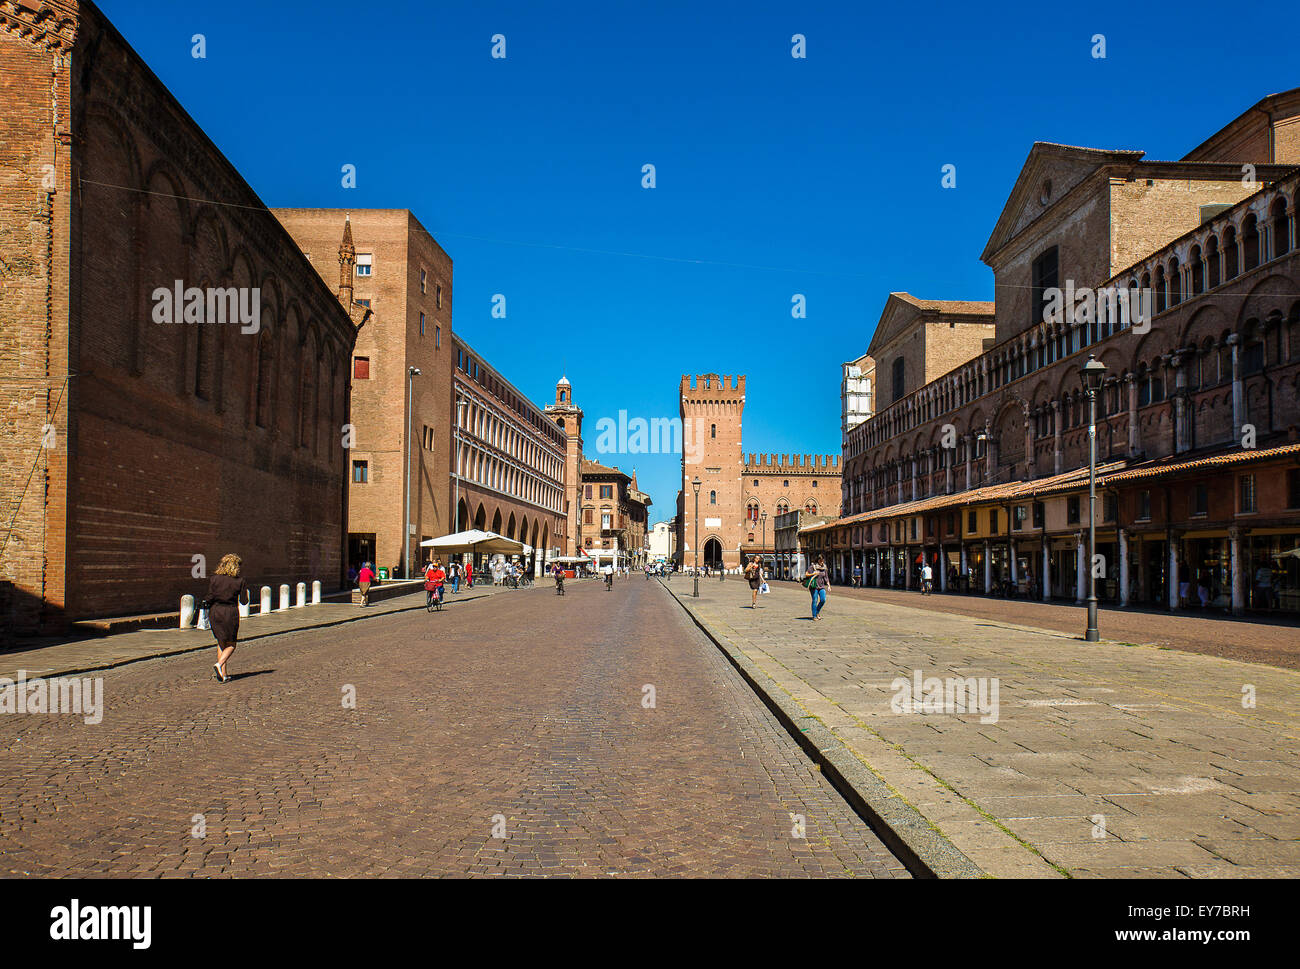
[{"left": 546, "top": 377, "right": 585, "bottom": 555}]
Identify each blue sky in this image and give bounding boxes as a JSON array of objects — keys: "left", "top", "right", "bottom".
[{"left": 99, "top": 0, "right": 1294, "bottom": 516}]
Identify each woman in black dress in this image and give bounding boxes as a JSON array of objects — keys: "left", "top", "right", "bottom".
[{"left": 207, "top": 554, "right": 248, "bottom": 682}]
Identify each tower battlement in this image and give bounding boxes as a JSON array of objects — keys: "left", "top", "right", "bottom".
[
  {"left": 680, "top": 373, "right": 746, "bottom": 397},
  {"left": 744, "top": 453, "right": 842, "bottom": 473}
]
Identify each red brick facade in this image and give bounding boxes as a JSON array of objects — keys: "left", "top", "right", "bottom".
[{"left": 1, "top": 1, "right": 358, "bottom": 633}]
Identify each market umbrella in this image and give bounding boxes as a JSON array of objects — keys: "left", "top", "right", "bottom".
[{"left": 419, "top": 529, "right": 527, "bottom": 556}]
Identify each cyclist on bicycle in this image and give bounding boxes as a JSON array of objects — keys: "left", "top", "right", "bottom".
[
  {"left": 603, "top": 562, "right": 614, "bottom": 591},
  {"left": 424, "top": 559, "right": 446, "bottom": 609}
]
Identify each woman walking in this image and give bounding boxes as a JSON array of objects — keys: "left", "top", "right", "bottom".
[
  {"left": 803, "top": 555, "right": 829, "bottom": 620},
  {"left": 206, "top": 554, "right": 248, "bottom": 682},
  {"left": 744, "top": 555, "right": 762, "bottom": 608}
]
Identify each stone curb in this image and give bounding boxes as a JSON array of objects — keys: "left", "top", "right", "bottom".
[
  {"left": 4, "top": 588, "right": 504, "bottom": 681},
  {"left": 658, "top": 579, "right": 985, "bottom": 880}
]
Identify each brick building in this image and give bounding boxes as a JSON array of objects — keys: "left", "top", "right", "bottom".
[
  {"left": 675, "top": 374, "right": 841, "bottom": 572},
  {"left": 273, "top": 209, "right": 454, "bottom": 577},
  {"left": 1, "top": 0, "right": 362, "bottom": 633},
  {"left": 452, "top": 341, "right": 567, "bottom": 574},
  {"left": 816, "top": 90, "right": 1300, "bottom": 616},
  {"left": 543, "top": 378, "right": 650, "bottom": 567}
]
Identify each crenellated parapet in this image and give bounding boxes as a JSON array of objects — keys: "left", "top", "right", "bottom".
[{"left": 744, "top": 453, "right": 842, "bottom": 474}]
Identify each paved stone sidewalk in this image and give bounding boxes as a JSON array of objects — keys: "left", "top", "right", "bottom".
[
  {"left": 665, "top": 580, "right": 1300, "bottom": 878},
  {"left": 0, "top": 580, "right": 522, "bottom": 681}
]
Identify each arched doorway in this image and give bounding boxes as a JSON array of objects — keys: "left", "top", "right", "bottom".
[
  {"left": 473, "top": 503, "right": 486, "bottom": 531},
  {"left": 704, "top": 538, "right": 723, "bottom": 570},
  {"left": 457, "top": 498, "right": 469, "bottom": 532}
]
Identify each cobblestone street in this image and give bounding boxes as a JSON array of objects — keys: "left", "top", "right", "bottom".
[{"left": 0, "top": 578, "right": 906, "bottom": 878}]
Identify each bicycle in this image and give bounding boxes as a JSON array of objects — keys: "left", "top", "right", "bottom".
[
  {"left": 426, "top": 585, "right": 444, "bottom": 612},
  {"left": 517, "top": 573, "right": 533, "bottom": 589}
]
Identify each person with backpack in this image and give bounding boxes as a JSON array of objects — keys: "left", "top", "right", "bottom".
[{"left": 802, "top": 556, "right": 829, "bottom": 620}]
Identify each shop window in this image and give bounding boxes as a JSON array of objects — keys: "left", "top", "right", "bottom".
[
  {"left": 1240, "top": 475, "right": 1257, "bottom": 514},
  {"left": 1193, "top": 484, "right": 1209, "bottom": 516},
  {"left": 1067, "top": 496, "right": 1081, "bottom": 524}
]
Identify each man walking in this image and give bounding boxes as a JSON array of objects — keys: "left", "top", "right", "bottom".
[{"left": 920, "top": 560, "right": 933, "bottom": 596}]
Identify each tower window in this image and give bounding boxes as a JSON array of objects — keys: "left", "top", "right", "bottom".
[
  {"left": 356, "top": 253, "right": 373, "bottom": 277},
  {"left": 711, "top": 424, "right": 716, "bottom": 439}
]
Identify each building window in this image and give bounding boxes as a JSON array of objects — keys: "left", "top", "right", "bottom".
[
  {"left": 910, "top": 519, "right": 917, "bottom": 540},
  {"left": 1032, "top": 502, "right": 1044, "bottom": 528},
  {"left": 783, "top": 479, "right": 789, "bottom": 487},
  {"left": 967, "top": 510, "right": 977, "bottom": 533},
  {"left": 1137, "top": 490, "right": 1152, "bottom": 520},
  {"left": 420, "top": 268, "right": 427, "bottom": 293},
  {"left": 354, "top": 357, "right": 370, "bottom": 380},
  {"left": 946, "top": 513, "right": 955, "bottom": 535},
  {"left": 356, "top": 298, "right": 370, "bottom": 307},
  {"left": 709, "top": 491, "right": 716, "bottom": 505},
  {"left": 710, "top": 424, "right": 716, "bottom": 439},
  {"left": 583, "top": 509, "right": 594, "bottom": 525},
  {"left": 1014, "top": 505, "right": 1026, "bottom": 530},
  {"left": 1104, "top": 494, "right": 1116, "bottom": 522},
  {"left": 436, "top": 283, "right": 442, "bottom": 309},
  {"left": 602, "top": 513, "right": 612, "bottom": 530},
  {"left": 584, "top": 485, "right": 592, "bottom": 499},
  {"left": 812, "top": 480, "right": 818, "bottom": 488},
  {"left": 420, "top": 312, "right": 426, "bottom": 336},
  {"left": 747, "top": 502, "right": 759, "bottom": 522},
  {"left": 1068, "top": 496, "right": 1081, "bottom": 524},
  {"left": 891, "top": 356, "right": 906, "bottom": 404},
  {"left": 435, "top": 325, "right": 441, "bottom": 349},
  {"left": 1288, "top": 469, "right": 1300, "bottom": 510},
  {"left": 352, "top": 460, "right": 368, "bottom": 483},
  {"left": 600, "top": 485, "right": 613, "bottom": 499},
  {"left": 1193, "top": 483, "right": 1209, "bottom": 516},
  {"left": 989, "top": 510, "right": 998, "bottom": 533},
  {"left": 356, "top": 253, "right": 373, "bottom": 276},
  {"left": 753, "top": 478, "right": 759, "bottom": 486},
  {"left": 1240, "top": 475, "right": 1257, "bottom": 514},
  {"left": 1031, "top": 246, "right": 1060, "bottom": 327}
]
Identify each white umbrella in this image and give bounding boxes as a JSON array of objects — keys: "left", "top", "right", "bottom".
[{"left": 419, "top": 529, "right": 527, "bottom": 556}]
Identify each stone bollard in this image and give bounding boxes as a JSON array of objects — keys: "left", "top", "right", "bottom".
[
  {"left": 311, "top": 580, "right": 321, "bottom": 605},
  {"left": 279, "top": 584, "right": 290, "bottom": 610},
  {"left": 260, "top": 586, "right": 273, "bottom": 615},
  {"left": 238, "top": 595, "right": 250, "bottom": 619},
  {"left": 295, "top": 582, "right": 306, "bottom": 608},
  {"left": 180, "top": 594, "right": 196, "bottom": 629}
]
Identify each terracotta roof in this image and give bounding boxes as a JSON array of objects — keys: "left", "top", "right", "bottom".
[
  {"left": 581, "top": 458, "right": 628, "bottom": 479},
  {"left": 1099, "top": 443, "right": 1300, "bottom": 485},
  {"left": 890, "top": 293, "right": 995, "bottom": 316}
]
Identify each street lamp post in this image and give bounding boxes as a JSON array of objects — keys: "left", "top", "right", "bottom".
[
  {"left": 404, "top": 366, "right": 422, "bottom": 579},
  {"left": 692, "top": 477, "right": 701, "bottom": 598},
  {"left": 1081, "top": 354, "right": 1107, "bottom": 643},
  {"left": 760, "top": 511, "right": 768, "bottom": 576}
]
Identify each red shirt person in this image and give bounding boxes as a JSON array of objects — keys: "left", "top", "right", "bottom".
[{"left": 357, "top": 564, "right": 376, "bottom": 607}]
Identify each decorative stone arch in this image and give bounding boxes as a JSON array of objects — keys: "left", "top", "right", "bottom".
[
  {"left": 506, "top": 512, "right": 517, "bottom": 541},
  {"left": 490, "top": 508, "right": 503, "bottom": 535},
  {"left": 473, "top": 503, "right": 487, "bottom": 531},
  {"left": 1236, "top": 272, "right": 1294, "bottom": 329}
]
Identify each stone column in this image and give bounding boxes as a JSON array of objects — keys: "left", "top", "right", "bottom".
[
  {"left": 1167, "top": 532, "right": 1180, "bottom": 612},
  {"left": 904, "top": 545, "right": 912, "bottom": 589},
  {"left": 939, "top": 545, "right": 948, "bottom": 591},
  {"left": 1172, "top": 352, "right": 1190, "bottom": 454},
  {"left": 1041, "top": 541, "right": 1051, "bottom": 602},
  {"left": 945, "top": 444, "right": 954, "bottom": 494},
  {"left": 1024, "top": 407, "right": 1035, "bottom": 478},
  {"left": 1052, "top": 401, "right": 1063, "bottom": 474},
  {"left": 1228, "top": 333, "right": 1243, "bottom": 440},
  {"left": 982, "top": 542, "right": 992, "bottom": 594},
  {"left": 984, "top": 422, "right": 997, "bottom": 483},
  {"left": 964, "top": 436, "right": 973, "bottom": 491},
  {"left": 1229, "top": 525, "right": 1244, "bottom": 616},
  {"left": 1010, "top": 539, "right": 1018, "bottom": 586},
  {"left": 1118, "top": 528, "right": 1130, "bottom": 607},
  {"left": 1127, "top": 373, "right": 1139, "bottom": 455},
  {"left": 960, "top": 543, "right": 968, "bottom": 592},
  {"left": 1075, "top": 534, "right": 1086, "bottom": 603},
  {"left": 911, "top": 454, "right": 918, "bottom": 502}
]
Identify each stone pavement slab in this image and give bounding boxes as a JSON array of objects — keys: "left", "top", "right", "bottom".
[{"left": 664, "top": 579, "right": 1300, "bottom": 878}]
